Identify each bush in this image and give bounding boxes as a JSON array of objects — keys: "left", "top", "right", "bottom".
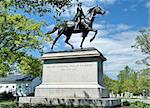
[
  {"left": 0, "top": 92, "right": 15, "bottom": 100},
  {"left": 123, "top": 101, "right": 130, "bottom": 106},
  {"left": 0, "top": 101, "right": 16, "bottom": 108},
  {"left": 0, "top": 104, "right": 16, "bottom": 108},
  {"left": 20, "top": 103, "right": 31, "bottom": 108},
  {"left": 129, "top": 101, "right": 150, "bottom": 108}
]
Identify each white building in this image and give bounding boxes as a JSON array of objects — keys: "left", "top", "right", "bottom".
[{"left": 0, "top": 74, "right": 41, "bottom": 96}]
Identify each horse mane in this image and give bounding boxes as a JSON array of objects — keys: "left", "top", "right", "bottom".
[{"left": 87, "top": 7, "right": 95, "bottom": 13}]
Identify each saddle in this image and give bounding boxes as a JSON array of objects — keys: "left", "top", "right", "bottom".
[
  {"left": 66, "top": 19, "right": 90, "bottom": 31},
  {"left": 66, "top": 21, "right": 81, "bottom": 30}
]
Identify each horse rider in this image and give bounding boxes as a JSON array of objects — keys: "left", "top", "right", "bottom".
[{"left": 74, "top": 2, "right": 89, "bottom": 30}]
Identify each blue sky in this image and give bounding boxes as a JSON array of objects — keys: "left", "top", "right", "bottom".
[{"left": 23, "top": 0, "right": 149, "bottom": 79}]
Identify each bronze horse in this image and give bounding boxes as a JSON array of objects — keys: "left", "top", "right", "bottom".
[{"left": 46, "top": 6, "right": 105, "bottom": 49}]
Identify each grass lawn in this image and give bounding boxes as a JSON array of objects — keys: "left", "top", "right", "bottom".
[
  {"left": 0, "top": 100, "right": 15, "bottom": 103},
  {"left": 0, "top": 100, "right": 16, "bottom": 108}
]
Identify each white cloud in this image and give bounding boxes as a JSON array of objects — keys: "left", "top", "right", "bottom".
[
  {"left": 72, "top": 0, "right": 117, "bottom": 5},
  {"left": 62, "top": 0, "right": 114, "bottom": 18},
  {"left": 65, "top": 23, "right": 146, "bottom": 79},
  {"left": 145, "top": 1, "right": 150, "bottom": 8},
  {"left": 115, "top": 24, "right": 132, "bottom": 31},
  {"left": 99, "top": 0, "right": 116, "bottom": 5},
  {"left": 80, "top": 0, "right": 97, "bottom": 7},
  {"left": 79, "top": 0, "right": 117, "bottom": 5},
  {"left": 64, "top": 5, "right": 89, "bottom": 17}
]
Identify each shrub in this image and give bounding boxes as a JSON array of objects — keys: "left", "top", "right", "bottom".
[
  {"left": 129, "top": 101, "right": 150, "bottom": 108},
  {"left": 20, "top": 103, "right": 31, "bottom": 108},
  {"left": 123, "top": 101, "right": 130, "bottom": 106},
  {"left": 0, "top": 104, "right": 16, "bottom": 108},
  {"left": 0, "top": 92, "right": 15, "bottom": 100}
]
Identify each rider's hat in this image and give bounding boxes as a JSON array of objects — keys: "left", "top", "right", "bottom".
[{"left": 78, "top": 2, "right": 82, "bottom": 6}]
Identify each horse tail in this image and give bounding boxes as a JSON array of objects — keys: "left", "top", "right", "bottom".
[{"left": 45, "top": 26, "right": 58, "bottom": 35}]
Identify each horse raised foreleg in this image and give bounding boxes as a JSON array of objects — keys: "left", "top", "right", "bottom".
[
  {"left": 90, "top": 29, "right": 97, "bottom": 42},
  {"left": 65, "top": 35, "right": 74, "bottom": 49},
  {"left": 46, "top": 26, "right": 58, "bottom": 35},
  {"left": 51, "top": 36, "right": 60, "bottom": 49},
  {"left": 51, "top": 29, "right": 64, "bottom": 49}
]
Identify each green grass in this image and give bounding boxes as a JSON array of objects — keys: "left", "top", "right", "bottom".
[
  {"left": 0, "top": 100, "right": 15, "bottom": 103},
  {"left": 0, "top": 100, "right": 16, "bottom": 108}
]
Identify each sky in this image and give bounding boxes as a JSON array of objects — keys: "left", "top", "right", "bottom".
[{"left": 24, "top": 0, "right": 149, "bottom": 79}]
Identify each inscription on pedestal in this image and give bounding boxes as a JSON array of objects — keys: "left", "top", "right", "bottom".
[
  {"left": 46, "top": 63, "right": 93, "bottom": 71},
  {"left": 42, "top": 62, "right": 98, "bottom": 84}
]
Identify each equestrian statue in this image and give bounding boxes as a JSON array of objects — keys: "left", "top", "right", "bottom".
[{"left": 46, "top": 3, "right": 105, "bottom": 49}]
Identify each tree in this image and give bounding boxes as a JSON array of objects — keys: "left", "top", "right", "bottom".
[
  {"left": 0, "top": 0, "right": 73, "bottom": 18},
  {"left": 0, "top": 0, "right": 78, "bottom": 77},
  {"left": 104, "top": 66, "right": 150, "bottom": 95},
  {"left": 117, "top": 66, "right": 131, "bottom": 93},
  {"left": 13, "top": 0, "right": 72, "bottom": 13},
  {"left": 132, "top": 29, "right": 150, "bottom": 66},
  {"left": 117, "top": 66, "right": 139, "bottom": 94},
  {"left": 132, "top": 28, "right": 150, "bottom": 94},
  {"left": 103, "top": 75, "right": 119, "bottom": 94},
  {"left": 0, "top": 1, "right": 51, "bottom": 77},
  {"left": 1, "top": 0, "right": 78, "bottom": 24},
  {"left": 137, "top": 68, "right": 150, "bottom": 94}
]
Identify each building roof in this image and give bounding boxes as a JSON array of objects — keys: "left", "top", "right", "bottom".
[{"left": 0, "top": 74, "right": 33, "bottom": 83}]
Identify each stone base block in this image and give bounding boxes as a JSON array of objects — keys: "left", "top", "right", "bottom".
[
  {"left": 19, "top": 97, "right": 121, "bottom": 107},
  {"left": 35, "top": 84, "right": 109, "bottom": 98}
]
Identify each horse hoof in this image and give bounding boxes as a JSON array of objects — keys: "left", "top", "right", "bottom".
[{"left": 90, "top": 39, "right": 93, "bottom": 42}]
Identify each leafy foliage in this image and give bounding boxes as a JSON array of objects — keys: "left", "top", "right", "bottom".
[
  {"left": 117, "top": 66, "right": 139, "bottom": 94},
  {"left": 1, "top": 0, "right": 73, "bottom": 16},
  {"left": 133, "top": 29, "right": 150, "bottom": 54},
  {"left": 123, "top": 101, "right": 130, "bottom": 106},
  {"left": 137, "top": 68, "right": 150, "bottom": 94},
  {"left": 103, "top": 75, "right": 119, "bottom": 94},
  {"left": 104, "top": 66, "right": 150, "bottom": 95},
  {"left": 0, "top": 1, "right": 51, "bottom": 77},
  {"left": 0, "top": 92, "right": 15, "bottom": 100},
  {"left": 129, "top": 101, "right": 150, "bottom": 108},
  {"left": 0, "top": 103, "right": 16, "bottom": 108},
  {"left": 132, "top": 29, "right": 150, "bottom": 66}
]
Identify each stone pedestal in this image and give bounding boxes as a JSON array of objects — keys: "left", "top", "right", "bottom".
[{"left": 19, "top": 48, "right": 121, "bottom": 107}]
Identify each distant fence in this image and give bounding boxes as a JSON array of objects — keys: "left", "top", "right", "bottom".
[
  {"left": 122, "top": 99, "right": 150, "bottom": 104},
  {"left": 110, "top": 92, "right": 150, "bottom": 99}
]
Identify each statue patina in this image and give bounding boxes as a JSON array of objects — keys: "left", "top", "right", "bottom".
[{"left": 46, "top": 3, "right": 105, "bottom": 49}]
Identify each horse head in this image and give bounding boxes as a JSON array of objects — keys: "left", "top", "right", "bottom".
[
  {"left": 95, "top": 7, "right": 105, "bottom": 15},
  {"left": 88, "top": 6, "right": 105, "bottom": 16}
]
